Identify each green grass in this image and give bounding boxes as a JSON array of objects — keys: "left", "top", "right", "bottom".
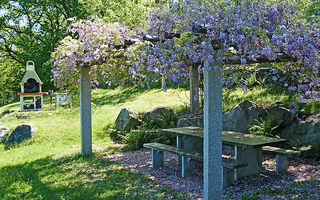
[
  {"left": 0, "top": 87, "right": 192, "bottom": 200},
  {"left": 0, "top": 85, "right": 318, "bottom": 199},
  {"left": 223, "top": 83, "right": 320, "bottom": 114},
  {"left": 0, "top": 154, "right": 191, "bottom": 200}
]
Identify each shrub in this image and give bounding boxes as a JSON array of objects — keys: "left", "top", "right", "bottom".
[
  {"left": 249, "top": 117, "right": 280, "bottom": 138},
  {"left": 123, "top": 129, "right": 176, "bottom": 151}
]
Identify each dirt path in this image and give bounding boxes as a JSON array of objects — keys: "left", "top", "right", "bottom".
[{"left": 104, "top": 149, "right": 320, "bottom": 199}]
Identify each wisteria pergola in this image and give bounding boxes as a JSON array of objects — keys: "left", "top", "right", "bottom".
[
  {"left": 78, "top": 33, "right": 299, "bottom": 200},
  {"left": 51, "top": 1, "right": 320, "bottom": 200}
]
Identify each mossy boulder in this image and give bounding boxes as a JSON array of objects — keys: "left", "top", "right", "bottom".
[
  {"left": 114, "top": 107, "right": 141, "bottom": 132},
  {"left": 5, "top": 124, "right": 37, "bottom": 145},
  {"left": 223, "top": 100, "right": 262, "bottom": 133},
  {"left": 280, "top": 112, "right": 320, "bottom": 147},
  {"left": 142, "top": 106, "right": 178, "bottom": 128}
]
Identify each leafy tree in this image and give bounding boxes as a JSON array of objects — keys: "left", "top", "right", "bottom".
[
  {"left": 0, "top": 0, "right": 87, "bottom": 90},
  {"left": 78, "top": 0, "right": 152, "bottom": 28},
  {"left": 0, "top": 55, "right": 24, "bottom": 105}
]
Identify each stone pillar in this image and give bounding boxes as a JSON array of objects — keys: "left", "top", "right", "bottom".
[
  {"left": 80, "top": 66, "right": 92, "bottom": 157},
  {"left": 203, "top": 63, "right": 223, "bottom": 200},
  {"left": 276, "top": 155, "right": 289, "bottom": 173},
  {"left": 190, "top": 65, "right": 199, "bottom": 113}
]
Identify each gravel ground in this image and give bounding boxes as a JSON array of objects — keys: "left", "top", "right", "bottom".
[{"left": 103, "top": 148, "right": 320, "bottom": 199}]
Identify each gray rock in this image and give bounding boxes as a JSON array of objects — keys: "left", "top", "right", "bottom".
[
  {"left": 0, "top": 126, "right": 9, "bottom": 142},
  {"left": 5, "top": 124, "right": 37, "bottom": 145},
  {"left": 142, "top": 106, "right": 178, "bottom": 128},
  {"left": 114, "top": 107, "right": 141, "bottom": 132},
  {"left": 268, "top": 103, "right": 293, "bottom": 127},
  {"left": 177, "top": 115, "right": 203, "bottom": 127},
  {"left": 223, "top": 100, "right": 262, "bottom": 133},
  {"left": 280, "top": 112, "right": 320, "bottom": 147}
]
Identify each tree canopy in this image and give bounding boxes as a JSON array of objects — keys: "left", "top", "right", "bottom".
[{"left": 0, "top": 0, "right": 153, "bottom": 104}]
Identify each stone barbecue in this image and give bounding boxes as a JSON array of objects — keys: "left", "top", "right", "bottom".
[{"left": 18, "top": 61, "right": 48, "bottom": 111}]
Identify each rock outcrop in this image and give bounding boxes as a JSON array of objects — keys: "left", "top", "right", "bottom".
[
  {"left": 177, "top": 114, "right": 203, "bottom": 128},
  {"left": 5, "top": 124, "right": 38, "bottom": 145},
  {"left": 223, "top": 100, "right": 262, "bottom": 133},
  {"left": 114, "top": 107, "right": 141, "bottom": 132},
  {"left": 142, "top": 106, "right": 178, "bottom": 128},
  {"left": 268, "top": 103, "right": 293, "bottom": 127},
  {"left": 280, "top": 112, "right": 320, "bottom": 147}
]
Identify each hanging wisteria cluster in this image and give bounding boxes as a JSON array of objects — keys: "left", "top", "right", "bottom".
[
  {"left": 51, "top": 0, "right": 320, "bottom": 103},
  {"left": 51, "top": 18, "right": 130, "bottom": 90},
  {"left": 130, "top": 0, "right": 320, "bottom": 102}
]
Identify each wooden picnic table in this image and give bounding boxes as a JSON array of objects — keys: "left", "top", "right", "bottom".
[{"left": 161, "top": 126, "right": 286, "bottom": 178}]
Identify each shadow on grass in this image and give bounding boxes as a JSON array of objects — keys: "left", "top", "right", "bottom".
[
  {"left": 0, "top": 153, "right": 183, "bottom": 200},
  {"left": 92, "top": 87, "right": 149, "bottom": 107}
]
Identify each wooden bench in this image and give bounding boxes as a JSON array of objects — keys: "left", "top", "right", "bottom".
[
  {"left": 143, "top": 142, "right": 247, "bottom": 188},
  {"left": 262, "top": 146, "right": 300, "bottom": 173}
]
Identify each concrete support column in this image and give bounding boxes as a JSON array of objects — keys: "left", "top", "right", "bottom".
[
  {"left": 235, "top": 146, "right": 262, "bottom": 178},
  {"left": 183, "top": 136, "right": 202, "bottom": 154},
  {"left": 152, "top": 149, "right": 164, "bottom": 168},
  {"left": 80, "top": 66, "right": 92, "bottom": 157},
  {"left": 223, "top": 167, "right": 235, "bottom": 188},
  {"left": 276, "top": 155, "right": 289, "bottom": 173},
  {"left": 177, "top": 135, "right": 183, "bottom": 165},
  {"left": 190, "top": 65, "right": 199, "bottom": 113},
  {"left": 203, "top": 62, "right": 223, "bottom": 200},
  {"left": 182, "top": 156, "right": 196, "bottom": 178}
]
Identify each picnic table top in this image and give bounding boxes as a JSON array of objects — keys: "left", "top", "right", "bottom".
[{"left": 161, "top": 126, "right": 286, "bottom": 147}]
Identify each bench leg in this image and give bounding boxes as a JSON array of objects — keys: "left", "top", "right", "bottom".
[
  {"left": 182, "top": 156, "right": 196, "bottom": 178},
  {"left": 223, "top": 167, "right": 235, "bottom": 188},
  {"left": 276, "top": 155, "right": 289, "bottom": 173},
  {"left": 152, "top": 149, "right": 164, "bottom": 168},
  {"left": 177, "top": 135, "right": 182, "bottom": 166}
]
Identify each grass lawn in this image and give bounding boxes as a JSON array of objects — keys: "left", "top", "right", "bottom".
[
  {"left": 0, "top": 86, "right": 318, "bottom": 199},
  {"left": 0, "top": 87, "right": 192, "bottom": 200}
]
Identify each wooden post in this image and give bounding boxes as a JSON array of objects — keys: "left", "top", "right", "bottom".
[
  {"left": 203, "top": 58, "right": 223, "bottom": 199},
  {"left": 190, "top": 65, "right": 199, "bottom": 113},
  {"left": 80, "top": 66, "right": 92, "bottom": 157}
]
